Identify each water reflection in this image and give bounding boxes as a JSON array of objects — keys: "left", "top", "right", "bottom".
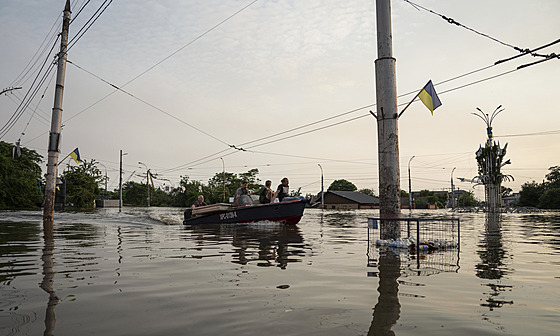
[
  {"left": 321, "top": 212, "right": 360, "bottom": 227},
  {"left": 0, "top": 222, "right": 42, "bottom": 334},
  {"left": 0, "top": 222, "right": 41, "bottom": 284},
  {"left": 476, "top": 213, "right": 514, "bottom": 311},
  {"left": 368, "top": 249, "right": 401, "bottom": 336},
  {"left": 40, "top": 229, "right": 58, "bottom": 336},
  {"left": 188, "top": 223, "right": 305, "bottom": 269},
  {"left": 519, "top": 214, "right": 560, "bottom": 252}
]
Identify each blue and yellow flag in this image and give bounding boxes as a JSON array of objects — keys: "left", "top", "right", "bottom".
[
  {"left": 417, "top": 80, "right": 442, "bottom": 114},
  {"left": 70, "top": 148, "right": 82, "bottom": 164}
]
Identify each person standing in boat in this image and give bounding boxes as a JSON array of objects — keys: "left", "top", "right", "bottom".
[
  {"left": 272, "top": 177, "right": 290, "bottom": 202},
  {"left": 191, "top": 195, "right": 207, "bottom": 209},
  {"left": 259, "top": 180, "right": 274, "bottom": 204}
]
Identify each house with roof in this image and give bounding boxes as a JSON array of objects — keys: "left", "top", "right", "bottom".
[{"left": 315, "top": 190, "right": 380, "bottom": 210}]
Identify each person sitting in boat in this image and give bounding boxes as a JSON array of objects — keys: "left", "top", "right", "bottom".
[
  {"left": 233, "top": 181, "right": 258, "bottom": 206},
  {"left": 272, "top": 177, "right": 290, "bottom": 202},
  {"left": 259, "top": 180, "right": 274, "bottom": 204},
  {"left": 191, "top": 195, "right": 207, "bottom": 209}
]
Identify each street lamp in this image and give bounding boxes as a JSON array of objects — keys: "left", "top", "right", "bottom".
[
  {"left": 318, "top": 164, "right": 324, "bottom": 210},
  {"left": 138, "top": 161, "right": 150, "bottom": 207},
  {"left": 408, "top": 156, "right": 415, "bottom": 216}
]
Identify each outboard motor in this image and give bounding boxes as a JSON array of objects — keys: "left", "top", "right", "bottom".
[
  {"left": 238, "top": 195, "right": 253, "bottom": 206},
  {"left": 184, "top": 208, "right": 193, "bottom": 220}
]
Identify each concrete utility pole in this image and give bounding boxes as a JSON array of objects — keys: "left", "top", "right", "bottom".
[
  {"left": 220, "top": 157, "right": 225, "bottom": 202},
  {"left": 43, "top": 0, "right": 71, "bottom": 225},
  {"left": 119, "top": 150, "right": 127, "bottom": 212},
  {"left": 375, "top": 0, "right": 401, "bottom": 237},
  {"left": 450, "top": 167, "right": 456, "bottom": 208},
  {"left": 139, "top": 162, "right": 150, "bottom": 207},
  {"left": 318, "top": 164, "right": 324, "bottom": 210}
]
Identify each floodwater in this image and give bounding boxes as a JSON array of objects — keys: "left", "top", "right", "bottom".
[{"left": 1, "top": 208, "right": 559, "bottom": 335}]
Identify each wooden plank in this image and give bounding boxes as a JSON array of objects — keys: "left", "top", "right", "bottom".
[{"left": 192, "top": 203, "right": 232, "bottom": 216}]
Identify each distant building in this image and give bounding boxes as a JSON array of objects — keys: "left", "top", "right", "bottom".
[
  {"left": 502, "top": 193, "right": 520, "bottom": 207},
  {"left": 316, "top": 191, "right": 379, "bottom": 210}
]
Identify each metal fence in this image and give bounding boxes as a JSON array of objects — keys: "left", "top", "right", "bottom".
[{"left": 367, "top": 217, "right": 460, "bottom": 276}]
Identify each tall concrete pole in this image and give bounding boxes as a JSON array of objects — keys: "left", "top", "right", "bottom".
[
  {"left": 220, "top": 157, "right": 225, "bottom": 202},
  {"left": 119, "top": 150, "right": 124, "bottom": 212},
  {"left": 375, "top": 0, "right": 401, "bottom": 236},
  {"left": 451, "top": 167, "right": 456, "bottom": 208},
  {"left": 318, "top": 164, "right": 324, "bottom": 210},
  {"left": 43, "top": 0, "right": 71, "bottom": 225}
]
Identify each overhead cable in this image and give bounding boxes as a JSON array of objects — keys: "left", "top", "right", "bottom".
[
  {"left": 63, "top": 0, "right": 259, "bottom": 139},
  {"left": 403, "top": 0, "right": 525, "bottom": 52},
  {"left": 68, "top": 0, "right": 114, "bottom": 51},
  {"left": 67, "top": 60, "right": 232, "bottom": 147}
]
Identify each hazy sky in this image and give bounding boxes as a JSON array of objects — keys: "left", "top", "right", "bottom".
[{"left": 1, "top": 0, "right": 559, "bottom": 200}]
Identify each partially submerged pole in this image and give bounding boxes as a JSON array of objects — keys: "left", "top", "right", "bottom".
[
  {"left": 43, "top": 0, "right": 71, "bottom": 225},
  {"left": 375, "top": 0, "right": 401, "bottom": 238},
  {"left": 119, "top": 150, "right": 124, "bottom": 212}
]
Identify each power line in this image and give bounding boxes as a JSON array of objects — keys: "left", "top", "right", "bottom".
[
  {"left": 18, "top": 69, "right": 57, "bottom": 141},
  {"left": 123, "top": 0, "right": 259, "bottom": 89},
  {"left": 67, "top": 60, "right": 232, "bottom": 147},
  {"left": 70, "top": 0, "right": 91, "bottom": 24},
  {"left": 0, "top": 35, "right": 59, "bottom": 139},
  {"left": 0, "top": 63, "right": 57, "bottom": 139},
  {"left": 9, "top": 11, "right": 61, "bottom": 88},
  {"left": 63, "top": 0, "right": 259, "bottom": 134},
  {"left": 495, "top": 129, "right": 560, "bottom": 138},
  {"left": 68, "top": 0, "right": 114, "bottom": 51},
  {"left": 403, "top": 0, "right": 525, "bottom": 52}
]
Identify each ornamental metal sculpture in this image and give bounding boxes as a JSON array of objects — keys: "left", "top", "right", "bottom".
[{"left": 471, "top": 105, "right": 514, "bottom": 213}]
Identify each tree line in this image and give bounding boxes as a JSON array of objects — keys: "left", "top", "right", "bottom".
[
  {"left": 1, "top": 141, "right": 558, "bottom": 210},
  {"left": 517, "top": 166, "right": 560, "bottom": 209}
]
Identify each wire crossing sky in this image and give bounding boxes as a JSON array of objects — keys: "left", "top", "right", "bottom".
[{"left": 1, "top": 0, "right": 559, "bottom": 199}]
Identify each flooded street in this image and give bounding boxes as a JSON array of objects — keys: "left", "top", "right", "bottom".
[{"left": 1, "top": 208, "right": 559, "bottom": 335}]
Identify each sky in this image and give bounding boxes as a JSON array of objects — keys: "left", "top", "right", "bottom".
[{"left": 1, "top": 0, "right": 559, "bottom": 200}]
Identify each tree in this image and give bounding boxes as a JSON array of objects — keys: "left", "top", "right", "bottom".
[
  {"left": 360, "top": 188, "right": 377, "bottom": 197},
  {"left": 328, "top": 179, "right": 357, "bottom": 191},
  {"left": 207, "top": 171, "right": 242, "bottom": 203},
  {"left": 538, "top": 188, "right": 560, "bottom": 209},
  {"left": 168, "top": 176, "right": 206, "bottom": 207},
  {"left": 545, "top": 166, "right": 560, "bottom": 189},
  {"left": 518, "top": 181, "right": 543, "bottom": 207},
  {"left": 121, "top": 181, "right": 145, "bottom": 206},
  {"left": 239, "top": 168, "right": 260, "bottom": 190},
  {"left": 207, "top": 169, "right": 261, "bottom": 204},
  {"left": 0, "top": 141, "right": 43, "bottom": 209},
  {"left": 457, "top": 191, "right": 478, "bottom": 207},
  {"left": 419, "top": 189, "right": 432, "bottom": 197},
  {"left": 501, "top": 186, "right": 513, "bottom": 198},
  {"left": 62, "top": 159, "right": 104, "bottom": 209}
]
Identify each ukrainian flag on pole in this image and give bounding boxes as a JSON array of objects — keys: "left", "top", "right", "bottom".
[
  {"left": 417, "top": 80, "right": 442, "bottom": 114},
  {"left": 70, "top": 148, "right": 82, "bottom": 164}
]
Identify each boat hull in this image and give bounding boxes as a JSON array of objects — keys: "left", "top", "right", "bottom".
[{"left": 183, "top": 199, "right": 307, "bottom": 225}]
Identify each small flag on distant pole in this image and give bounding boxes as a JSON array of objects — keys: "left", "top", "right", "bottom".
[
  {"left": 417, "top": 80, "right": 442, "bottom": 114},
  {"left": 70, "top": 148, "right": 82, "bottom": 164}
]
